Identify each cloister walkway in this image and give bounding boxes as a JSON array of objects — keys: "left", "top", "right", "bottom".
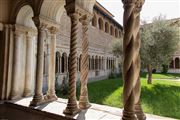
[{"left": 7, "top": 97, "right": 176, "bottom": 120}]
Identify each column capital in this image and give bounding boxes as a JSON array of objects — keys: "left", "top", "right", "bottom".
[
  {"left": 122, "top": 0, "right": 144, "bottom": 9},
  {"left": 69, "top": 12, "right": 79, "bottom": 21},
  {"left": 79, "top": 14, "right": 92, "bottom": 25},
  {"left": 26, "top": 32, "right": 34, "bottom": 39},
  {"left": 32, "top": 16, "right": 47, "bottom": 31},
  {"left": 48, "top": 26, "right": 58, "bottom": 34}
]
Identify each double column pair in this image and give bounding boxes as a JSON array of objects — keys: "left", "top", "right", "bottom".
[
  {"left": 30, "top": 17, "right": 57, "bottom": 106},
  {"left": 10, "top": 28, "right": 34, "bottom": 99},
  {"left": 122, "top": 0, "right": 146, "bottom": 120},
  {"left": 63, "top": 12, "right": 92, "bottom": 115}
]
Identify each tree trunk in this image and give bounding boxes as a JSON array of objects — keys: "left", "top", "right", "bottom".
[{"left": 147, "top": 64, "right": 152, "bottom": 84}]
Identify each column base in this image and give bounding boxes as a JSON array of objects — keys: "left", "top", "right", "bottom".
[
  {"left": 79, "top": 95, "right": 91, "bottom": 109},
  {"left": 122, "top": 110, "right": 137, "bottom": 120},
  {"left": 9, "top": 91, "right": 20, "bottom": 100},
  {"left": 30, "top": 94, "right": 45, "bottom": 107},
  {"left": 135, "top": 104, "right": 146, "bottom": 120},
  {"left": 63, "top": 102, "right": 80, "bottom": 115},
  {"left": 23, "top": 89, "right": 32, "bottom": 97},
  {"left": 44, "top": 94, "right": 58, "bottom": 102}
]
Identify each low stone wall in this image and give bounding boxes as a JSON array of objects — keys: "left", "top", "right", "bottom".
[
  {"left": 168, "top": 69, "right": 180, "bottom": 73},
  {"left": 0, "top": 102, "right": 74, "bottom": 120}
]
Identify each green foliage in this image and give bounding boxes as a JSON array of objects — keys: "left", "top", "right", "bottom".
[
  {"left": 161, "top": 64, "right": 169, "bottom": 73},
  {"left": 111, "top": 38, "right": 123, "bottom": 58},
  {"left": 111, "top": 38, "right": 123, "bottom": 72},
  {"left": 140, "top": 17, "right": 179, "bottom": 70}
]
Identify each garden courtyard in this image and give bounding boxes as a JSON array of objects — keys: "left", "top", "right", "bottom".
[{"left": 56, "top": 73, "right": 180, "bottom": 119}]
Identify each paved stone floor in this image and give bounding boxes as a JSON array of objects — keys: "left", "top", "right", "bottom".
[{"left": 10, "top": 97, "right": 176, "bottom": 120}]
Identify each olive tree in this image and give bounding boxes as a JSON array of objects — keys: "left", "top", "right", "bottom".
[{"left": 140, "top": 18, "right": 179, "bottom": 84}]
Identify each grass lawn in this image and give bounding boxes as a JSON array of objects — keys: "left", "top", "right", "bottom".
[
  {"left": 141, "top": 72, "right": 180, "bottom": 79},
  {"left": 56, "top": 76, "right": 180, "bottom": 119}
]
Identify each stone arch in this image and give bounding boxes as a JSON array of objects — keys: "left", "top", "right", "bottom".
[
  {"left": 40, "top": 0, "right": 66, "bottom": 23},
  {"left": 92, "top": 14, "right": 97, "bottom": 27},
  {"left": 105, "top": 22, "right": 110, "bottom": 33},
  {"left": 110, "top": 25, "right": 114, "bottom": 36},
  {"left": 115, "top": 28, "right": 118, "bottom": 38},
  {"left": 10, "top": 0, "right": 33, "bottom": 24},
  {"left": 175, "top": 57, "right": 180, "bottom": 69},
  {"left": 61, "top": 52, "right": 67, "bottom": 73},
  {"left": 16, "top": 5, "right": 36, "bottom": 28},
  {"left": 98, "top": 17, "right": 104, "bottom": 31}
]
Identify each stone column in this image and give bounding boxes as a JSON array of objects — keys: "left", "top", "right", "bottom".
[
  {"left": 79, "top": 15, "right": 91, "bottom": 109},
  {"left": 122, "top": 0, "right": 146, "bottom": 120},
  {"left": 63, "top": 12, "right": 80, "bottom": 115},
  {"left": 30, "top": 17, "right": 46, "bottom": 106},
  {"left": 10, "top": 30, "right": 22, "bottom": 100},
  {"left": 23, "top": 32, "right": 34, "bottom": 97},
  {"left": 45, "top": 26, "right": 58, "bottom": 101}
]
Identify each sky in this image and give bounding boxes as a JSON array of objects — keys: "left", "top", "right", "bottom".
[{"left": 97, "top": 0, "right": 180, "bottom": 25}]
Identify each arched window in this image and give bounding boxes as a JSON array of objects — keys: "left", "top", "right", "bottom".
[
  {"left": 115, "top": 28, "right": 118, "bottom": 38},
  {"left": 92, "top": 14, "right": 97, "bottom": 27},
  {"left": 95, "top": 56, "right": 98, "bottom": 70},
  {"left": 169, "top": 60, "right": 174, "bottom": 69},
  {"left": 98, "top": 17, "right": 104, "bottom": 30},
  {"left": 61, "top": 53, "right": 67, "bottom": 73},
  {"left": 99, "top": 56, "right": 101, "bottom": 70},
  {"left": 92, "top": 56, "right": 94, "bottom": 70},
  {"left": 105, "top": 22, "right": 109, "bottom": 33},
  {"left": 56, "top": 52, "right": 61, "bottom": 73},
  {"left": 119, "top": 30, "right": 122, "bottom": 38},
  {"left": 79, "top": 54, "right": 82, "bottom": 71},
  {"left": 110, "top": 26, "right": 114, "bottom": 36},
  {"left": 175, "top": 58, "right": 180, "bottom": 69}
]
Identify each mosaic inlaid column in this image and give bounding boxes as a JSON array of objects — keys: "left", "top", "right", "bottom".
[
  {"left": 45, "top": 27, "right": 58, "bottom": 101},
  {"left": 63, "top": 12, "right": 80, "bottom": 115},
  {"left": 30, "top": 17, "right": 46, "bottom": 106},
  {"left": 79, "top": 15, "right": 91, "bottom": 109},
  {"left": 23, "top": 32, "right": 34, "bottom": 97},
  {"left": 10, "top": 30, "right": 22, "bottom": 100},
  {"left": 122, "top": 0, "right": 146, "bottom": 119}
]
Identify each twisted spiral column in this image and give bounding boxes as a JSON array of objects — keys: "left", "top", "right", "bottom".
[
  {"left": 122, "top": 0, "right": 145, "bottom": 120},
  {"left": 79, "top": 15, "right": 91, "bottom": 109},
  {"left": 63, "top": 12, "right": 80, "bottom": 115}
]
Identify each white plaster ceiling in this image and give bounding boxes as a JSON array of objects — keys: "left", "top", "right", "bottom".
[
  {"left": 16, "top": 5, "right": 36, "bottom": 28},
  {"left": 40, "top": 0, "right": 65, "bottom": 23}
]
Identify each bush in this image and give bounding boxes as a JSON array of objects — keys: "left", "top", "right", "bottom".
[
  {"left": 161, "top": 64, "right": 169, "bottom": 73},
  {"left": 152, "top": 69, "right": 156, "bottom": 73}
]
